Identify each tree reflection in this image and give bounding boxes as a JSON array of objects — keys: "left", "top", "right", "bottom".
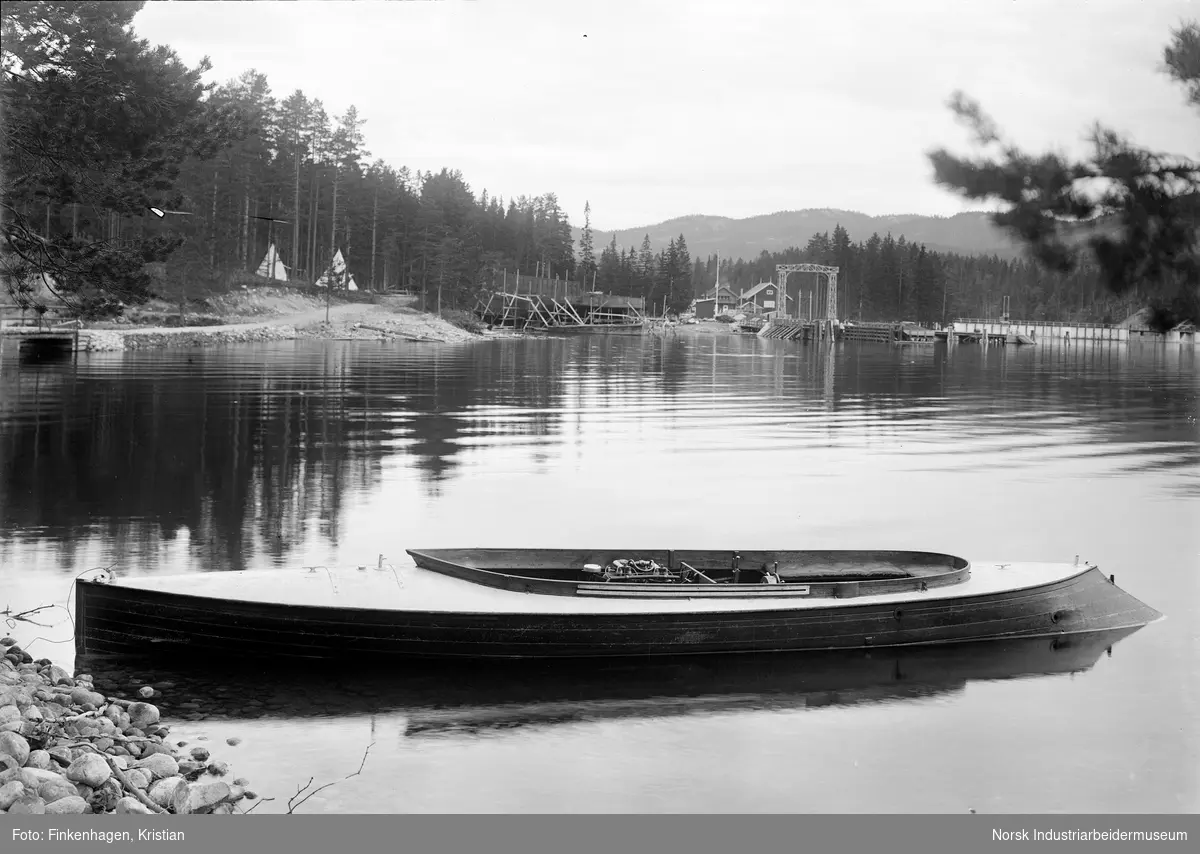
[{"left": 0, "top": 338, "right": 1194, "bottom": 572}]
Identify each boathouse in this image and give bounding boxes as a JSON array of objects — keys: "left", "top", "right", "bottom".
[
  {"left": 694, "top": 285, "right": 739, "bottom": 320},
  {"left": 737, "top": 281, "right": 788, "bottom": 314}
]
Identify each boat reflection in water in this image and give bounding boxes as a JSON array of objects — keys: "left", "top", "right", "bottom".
[{"left": 79, "top": 626, "right": 1144, "bottom": 739}]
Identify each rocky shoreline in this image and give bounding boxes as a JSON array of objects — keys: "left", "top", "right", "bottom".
[
  {"left": 0, "top": 638, "right": 256, "bottom": 815},
  {"left": 81, "top": 323, "right": 300, "bottom": 351}
]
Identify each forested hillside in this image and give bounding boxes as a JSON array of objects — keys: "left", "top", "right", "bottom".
[
  {"left": 1, "top": 3, "right": 1184, "bottom": 326},
  {"left": 1, "top": 3, "right": 583, "bottom": 316},
  {"left": 597, "top": 225, "right": 1143, "bottom": 325},
  {"left": 581, "top": 209, "right": 1023, "bottom": 263}
]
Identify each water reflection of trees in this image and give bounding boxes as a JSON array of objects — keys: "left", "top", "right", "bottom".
[
  {"left": 1, "top": 338, "right": 1193, "bottom": 570},
  {"left": 0, "top": 343, "right": 578, "bottom": 569}
]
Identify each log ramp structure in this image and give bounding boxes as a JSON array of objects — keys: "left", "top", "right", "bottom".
[
  {"left": 475, "top": 274, "right": 647, "bottom": 332},
  {"left": 758, "top": 320, "right": 935, "bottom": 345}
]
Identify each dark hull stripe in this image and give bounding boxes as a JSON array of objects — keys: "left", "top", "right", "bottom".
[{"left": 74, "top": 568, "right": 1161, "bottom": 661}]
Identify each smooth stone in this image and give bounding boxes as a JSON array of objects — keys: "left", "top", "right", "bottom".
[
  {"left": 182, "top": 780, "right": 230, "bottom": 814},
  {"left": 16, "top": 767, "right": 62, "bottom": 787},
  {"left": 0, "top": 768, "right": 35, "bottom": 790},
  {"left": 0, "top": 731, "right": 30, "bottom": 767},
  {"left": 7, "top": 791, "right": 45, "bottom": 814},
  {"left": 133, "top": 753, "right": 178, "bottom": 780},
  {"left": 110, "top": 755, "right": 129, "bottom": 771},
  {"left": 38, "top": 777, "right": 79, "bottom": 803},
  {"left": 138, "top": 686, "right": 155, "bottom": 698},
  {"left": 226, "top": 737, "right": 242, "bottom": 746},
  {"left": 116, "top": 796, "right": 154, "bottom": 814},
  {"left": 206, "top": 760, "right": 228, "bottom": 777},
  {"left": 21, "top": 706, "right": 43, "bottom": 723},
  {"left": 94, "top": 716, "right": 118, "bottom": 736},
  {"left": 24, "top": 750, "right": 51, "bottom": 771},
  {"left": 147, "top": 776, "right": 187, "bottom": 809},
  {"left": 69, "top": 687, "right": 105, "bottom": 707},
  {"left": 0, "top": 780, "right": 25, "bottom": 810},
  {"left": 45, "top": 795, "right": 88, "bottom": 814},
  {"left": 138, "top": 741, "right": 173, "bottom": 758},
  {"left": 65, "top": 754, "right": 111, "bottom": 788},
  {"left": 48, "top": 747, "right": 72, "bottom": 767},
  {"left": 74, "top": 718, "right": 101, "bottom": 735},
  {"left": 127, "top": 702, "right": 160, "bottom": 730},
  {"left": 232, "top": 777, "right": 249, "bottom": 786},
  {"left": 0, "top": 705, "right": 20, "bottom": 725},
  {"left": 47, "top": 665, "right": 71, "bottom": 686},
  {"left": 125, "top": 768, "right": 151, "bottom": 790},
  {"left": 189, "top": 747, "right": 210, "bottom": 762}
]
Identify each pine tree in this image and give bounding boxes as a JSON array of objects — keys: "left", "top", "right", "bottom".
[
  {"left": 637, "top": 235, "right": 655, "bottom": 302},
  {"left": 1, "top": 0, "right": 228, "bottom": 315},
  {"left": 928, "top": 21, "right": 1200, "bottom": 328},
  {"left": 671, "top": 234, "right": 693, "bottom": 314},
  {"left": 578, "top": 201, "right": 596, "bottom": 287}
]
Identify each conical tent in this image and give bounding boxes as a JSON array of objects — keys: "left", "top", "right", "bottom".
[
  {"left": 315, "top": 249, "right": 358, "bottom": 291},
  {"left": 255, "top": 244, "right": 289, "bottom": 282}
]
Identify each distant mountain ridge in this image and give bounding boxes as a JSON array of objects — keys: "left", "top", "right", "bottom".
[{"left": 578, "top": 209, "right": 1024, "bottom": 261}]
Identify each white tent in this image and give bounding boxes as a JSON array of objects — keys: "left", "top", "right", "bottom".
[
  {"left": 315, "top": 249, "right": 358, "bottom": 291},
  {"left": 255, "top": 244, "right": 288, "bottom": 282}
]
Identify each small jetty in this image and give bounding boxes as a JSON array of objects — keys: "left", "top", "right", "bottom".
[
  {"left": 0, "top": 323, "right": 86, "bottom": 359},
  {"left": 758, "top": 319, "right": 838, "bottom": 342}
]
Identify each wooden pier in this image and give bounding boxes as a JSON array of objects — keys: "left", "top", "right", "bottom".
[
  {"left": 758, "top": 319, "right": 837, "bottom": 342},
  {"left": 758, "top": 320, "right": 938, "bottom": 345},
  {"left": 0, "top": 322, "right": 85, "bottom": 359}
]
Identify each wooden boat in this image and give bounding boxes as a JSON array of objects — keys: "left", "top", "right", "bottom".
[{"left": 73, "top": 548, "right": 1162, "bottom": 661}]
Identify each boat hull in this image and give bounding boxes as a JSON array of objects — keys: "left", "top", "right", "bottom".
[{"left": 74, "top": 565, "right": 1160, "bottom": 661}]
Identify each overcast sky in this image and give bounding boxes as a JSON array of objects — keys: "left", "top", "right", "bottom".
[{"left": 132, "top": 0, "right": 1200, "bottom": 231}]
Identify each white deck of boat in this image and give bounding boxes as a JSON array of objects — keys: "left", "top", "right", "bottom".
[{"left": 97, "top": 561, "right": 1096, "bottom": 614}]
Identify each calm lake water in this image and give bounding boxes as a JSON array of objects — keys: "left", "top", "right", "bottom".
[{"left": 1, "top": 331, "right": 1196, "bottom": 813}]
